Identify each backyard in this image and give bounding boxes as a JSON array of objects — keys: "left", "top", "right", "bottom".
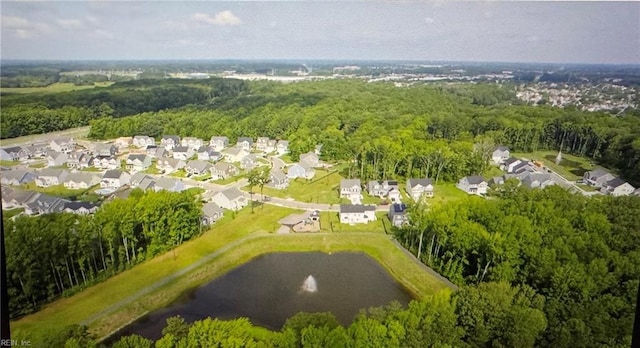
[
  {"left": 512, "top": 150, "right": 598, "bottom": 181},
  {"left": 249, "top": 169, "right": 344, "bottom": 204}
]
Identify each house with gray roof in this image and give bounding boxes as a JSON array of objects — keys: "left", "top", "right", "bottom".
[
  {"left": 153, "top": 177, "right": 185, "bottom": 192},
  {"left": 156, "top": 158, "right": 186, "bottom": 174},
  {"left": 93, "top": 143, "right": 118, "bottom": 157},
  {"left": 36, "top": 169, "right": 69, "bottom": 187},
  {"left": 25, "top": 193, "right": 68, "bottom": 215},
  {"left": 583, "top": 168, "right": 616, "bottom": 188},
  {"left": 276, "top": 140, "right": 289, "bottom": 155},
  {"left": 63, "top": 201, "right": 100, "bottom": 215},
  {"left": 236, "top": 137, "right": 254, "bottom": 151},
  {"left": 491, "top": 146, "right": 510, "bottom": 165},
  {"left": 47, "top": 151, "right": 69, "bottom": 167},
  {"left": 172, "top": 146, "right": 195, "bottom": 161},
  {"left": 340, "top": 179, "right": 362, "bottom": 203},
  {"left": 161, "top": 135, "right": 181, "bottom": 150},
  {"left": 457, "top": 176, "right": 488, "bottom": 195},
  {"left": 269, "top": 170, "right": 289, "bottom": 189},
  {"left": 600, "top": 177, "right": 635, "bottom": 196},
  {"left": 223, "top": 146, "right": 249, "bottom": 163},
  {"left": 49, "top": 137, "right": 75, "bottom": 153},
  {"left": 240, "top": 154, "right": 258, "bottom": 170},
  {"left": 210, "top": 162, "right": 239, "bottom": 180},
  {"left": 299, "top": 152, "right": 320, "bottom": 168},
  {"left": 212, "top": 188, "right": 248, "bottom": 210},
  {"left": 367, "top": 180, "right": 399, "bottom": 198},
  {"left": 101, "top": 170, "right": 131, "bottom": 189},
  {"left": 406, "top": 178, "right": 434, "bottom": 201},
  {"left": 126, "top": 154, "right": 152, "bottom": 172},
  {"left": 63, "top": 172, "right": 101, "bottom": 189},
  {"left": 202, "top": 202, "right": 224, "bottom": 225},
  {"left": 287, "top": 162, "right": 315, "bottom": 179},
  {"left": 521, "top": 173, "right": 555, "bottom": 189},
  {"left": 339, "top": 204, "right": 376, "bottom": 224},
  {"left": 185, "top": 160, "right": 212, "bottom": 176},
  {"left": 210, "top": 136, "right": 229, "bottom": 151},
  {"left": 133, "top": 135, "right": 155, "bottom": 148},
  {"left": 388, "top": 203, "right": 409, "bottom": 227},
  {"left": 0, "top": 170, "right": 37, "bottom": 186},
  {"left": 2, "top": 189, "right": 40, "bottom": 209},
  {"left": 181, "top": 137, "right": 204, "bottom": 151},
  {"left": 0, "top": 146, "right": 25, "bottom": 162},
  {"left": 93, "top": 156, "right": 119, "bottom": 170},
  {"left": 197, "top": 146, "right": 222, "bottom": 161}
]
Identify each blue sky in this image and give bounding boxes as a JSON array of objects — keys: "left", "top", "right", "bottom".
[{"left": 1, "top": 1, "right": 639, "bottom": 64}]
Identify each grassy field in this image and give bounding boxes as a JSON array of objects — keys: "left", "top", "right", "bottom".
[
  {"left": 512, "top": 150, "right": 597, "bottom": 181},
  {"left": 249, "top": 169, "right": 344, "bottom": 204},
  {"left": 211, "top": 173, "right": 245, "bottom": 185},
  {"left": 11, "top": 205, "right": 452, "bottom": 344},
  {"left": 426, "top": 183, "right": 471, "bottom": 207},
  {"left": 1, "top": 82, "right": 113, "bottom": 95},
  {"left": 21, "top": 182, "right": 102, "bottom": 202},
  {"left": 484, "top": 166, "right": 505, "bottom": 178},
  {"left": 0, "top": 160, "right": 20, "bottom": 167},
  {"left": 3, "top": 208, "right": 24, "bottom": 219},
  {"left": 0, "top": 126, "right": 91, "bottom": 147}
]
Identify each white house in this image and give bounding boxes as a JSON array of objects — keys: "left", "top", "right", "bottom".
[
  {"left": 600, "top": 177, "right": 635, "bottom": 196},
  {"left": 100, "top": 170, "right": 131, "bottom": 189},
  {"left": 256, "top": 137, "right": 270, "bottom": 152},
  {"left": 584, "top": 168, "right": 616, "bottom": 188},
  {"left": 236, "top": 137, "right": 253, "bottom": 151},
  {"left": 212, "top": 188, "right": 248, "bottom": 211},
  {"left": 0, "top": 170, "right": 37, "bottom": 186},
  {"left": 202, "top": 202, "right": 224, "bottom": 225},
  {"left": 133, "top": 135, "right": 155, "bottom": 148},
  {"left": 299, "top": 152, "right": 320, "bottom": 168},
  {"left": 491, "top": 146, "right": 510, "bottom": 165},
  {"left": 36, "top": 169, "right": 69, "bottom": 187},
  {"left": 126, "top": 154, "right": 152, "bottom": 172},
  {"left": 172, "top": 146, "right": 195, "bottom": 161},
  {"left": 153, "top": 177, "right": 186, "bottom": 192},
  {"left": 457, "top": 176, "right": 488, "bottom": 195},
  {"left": 197, "top": 146, "right": 222, "bottom": 161},
  {"left": 340, "top": 179, "right": 362, "bottom": 203},
  {"left": 161, "top": 135, "right": 181, "bottom": 151},
  {"left": 63, "top": 172, "right": 101, "bottom": 189},
  {"left": 269, "top": 171, "right": 289, "bottom": 189},
  {"left": 287, "top": 162, "right": 315, "bottom": 179},
  {"left": 388, "top": 203, "right": 408, "bottom": 227},
  {"left": 240, "top": 155, "right": 258, "bottom": 170},
  {"left": 210, "top": 136, "right": 229, "bottom": 151},
  {"left": 276, "top": 140, "right": 289, "bottom": 155},
  {"left": 223, "top": 146, "right": 249, "bottom": 163},
  {"left": 181, "top": 137, "right": 204, "bottom": 151},
  {"left": 93, "top": 143, "right": 118, "bottom": 157},
  {"left": 210, "top": 162, "right": 239, "bottom": 180},
  {"left": 367, "top": 180, "right": 400, "bottom": 198},
  {"left": 185, "top": 160, "right": 212, "bottom": 176},
  {"left": 93, "top": 156, "right": 119, "bottom": 170},
  {"left": 521, "top": 173, "right": 556, "bottom": 189},
  {"left": 339, "top": 204, "right": 376, "bottom": 224},
  {"left": 406, "top": 178, "right": 434, "bottom": 201},
  {"left": 63, "top": 201, "right": 100, "bottom": 215},
  {"left": 47, "top": 151, "right": 69, "bottom": 167},
  {"left": 49, "top": 137, "right": 75, "bottom": 153},
  {"left": 156, "top": 158, "right": 186, "bottom": 174}
]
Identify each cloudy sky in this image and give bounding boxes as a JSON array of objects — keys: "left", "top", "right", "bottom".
[{"left": 1, "top": 1, "right": 639, "bottom": 64}]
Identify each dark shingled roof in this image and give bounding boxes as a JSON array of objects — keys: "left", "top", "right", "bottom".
[{"left": 340, "top": 204, "right": 376, "bottom": 213}]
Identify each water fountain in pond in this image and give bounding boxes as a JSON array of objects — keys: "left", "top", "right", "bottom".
[{"left": 301, "top": 275, "right": 318, "bottom": 293}]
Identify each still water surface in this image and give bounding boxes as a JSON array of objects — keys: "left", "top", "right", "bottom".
[{"left": 115, "top": 252, "right": 413, "bottom": 340}]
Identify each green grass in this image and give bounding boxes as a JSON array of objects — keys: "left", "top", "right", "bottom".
[
  {"left": 212, "top": 173, "right": 245, "bottom": 185},
  {"left": 170, "top": 169, "right": 187, "bottom": 178},
  {"left": 484, "top": 166, "right": 505, "bottom": 178},
  {"left": 0, "top": 126, "right": 91, "bottom": 147},
  {"left": 143, "top": 165, "right": 162, "bottom": 175},
  {"left": 81, "top": 166, "right": 103, "bottom": 172},
  {"left": 22, "top": 182, "right": 99, "bottom": 201},
  {"left": 3, "top": 208, "right": 24, "bottom": 219},
  {"left": 28, "top": 162, "right": 47, "bottom": 169},
  {"left": 0, "top": 82, "right": 113, "bottom": 95},
  {"left": 248, "top": 169, "right": 344, "bottom": 204},
  {"left": 193, "top": 174, "right": 212, "bottom": 181},
  {"left": 0, "top": 160, "right": 20, "bottom": 166},
  {"left": 512, "top": 151, "right": 597, "bottom": 181},
  {"left": 577, "top": 183, "right": 599, "bottom": 192},
  {"left": 425, "top": 183, "right": 470, "bottom": 207},
  {"left": 279, "top": 154, "right": 294, "bottom": 164},
  {"left": 320, "top": 211, "right": 388, "bottom": 233}
]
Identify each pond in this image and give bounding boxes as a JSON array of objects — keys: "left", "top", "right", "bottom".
[{"left": 113, "top": 252, "right": 414, "bottom": 341}]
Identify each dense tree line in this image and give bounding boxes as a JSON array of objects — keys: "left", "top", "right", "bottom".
[
  {"left": 0, "top": 78, "right": 250, "bottom": 139},
  {"left": 87, "top": 80, "right": 640, "bottom": 185},
  {"left": 3, "top": 189, "right": 202, "bottom": 318},
  {"left": 58, "top": 282, "right": 546, "bottom": 347},
  {"left": 395, "top": 186, "right": 640, "bottom": 347}
]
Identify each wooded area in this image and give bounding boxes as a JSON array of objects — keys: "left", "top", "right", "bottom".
[{"left": 3, "top": 189, "right": 202, "bottom": 318}]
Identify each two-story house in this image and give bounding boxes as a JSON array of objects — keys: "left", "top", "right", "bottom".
[
  {"left": 100, "top": 170, "right": 131, "bottom": 189},
  {"left": 339, "top": 204, "right": 376, "bottom": 224},
  {"left": 583, "top": 168, "right": 616, "bottom": 188},
  {"left": 133, "top": 135, "right": 155, "bottom": 148},
  {"left": 457, "top": 176, "right": 488, "bottom": 195},
  {"left": 340, "top": 179, "right": 362, "bottom": 203},
  {"left": 126, "top": 154, "right": 152, "bottom": 172},
  {"left": 600, "top": 177, "right": 635, "bottom": 196},
  {"left": 181, "top": 137, "right": 204, "bottom": 151},
  {"left": 210, "top": 162, "right": 239, "bottom": 180},
  {"left": 237, "top": 137, "right": 254, "bottom": 151},
  {"left": 210, "top": 136, "right": 229, "bottom": 151},
  {"left": 161, "top": 135, "right": 181, "bottom": 151},
  {"left": 406, "top": 178, "right": 434, "bottom": 201}
]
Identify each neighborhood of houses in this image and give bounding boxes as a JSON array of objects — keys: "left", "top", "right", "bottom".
[{"left": 1, "top": 137, "right": 638, "bottom": 231}]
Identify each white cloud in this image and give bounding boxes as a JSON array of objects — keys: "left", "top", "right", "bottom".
[
  {"left": 94, "top": 29, "right": 115, "bottom": 40},
  {"left": 425, "top": 17, "right": 434, "bottom": 24},
  {"left": 1, "top": 15, "right": 50, "bottom": 39},
  {"left": 57, "top": 19, "right": 85, "bottom": 30},
  {"left": 192, "top": 11, "right": 241, "bottom": 26}
]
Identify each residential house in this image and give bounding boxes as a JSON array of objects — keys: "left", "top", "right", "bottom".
[
  {"left": 153, "top": 177, "right": 185, "bottom": 192},
  {"left": 387, "top": 188, "right": 402, "bottom": 203},
  {"left": 0, "top": 170, "right": 37, "bottom": 186},
  {"left": 212, "top": 188, "right": 248, "bottom": 210},
  {"left": 511, "top": 161, "right": 537, "bottom": 175},
  {"left": 202, "top": 202, "right": 224, "bottom": 225},
  {"left": 2, "top": 189, "right": 40, "bottom": 209},
  {"left": 161, "top": 135, "right": 181, "bottom": 151},
  {"left": 35, "top": 169, "right": 69, "bottom": 187},
  {"left": 24, "top": 143, "right": 48, "bottom": 158},
  {"left": 0, "top": 146, "right": 22, "bottom": 161},
  {"left": 269, "top": 171, "right": 289, "bottom": 189},
  {"left": 340, "top": 179, "right": 362, "bottom": 202},
  {"left": 240, "top": 155, "right": 258, "bottom": 170},
  {"left": 266, "top": 139, "right": 277, "bottom": 153},
  {"left": 223, "top": 146, "right": 249, "bottom": 163},
  {"left": 126, "top": 154, "right": 152, "bottom": 172},
  {"left": 63, "top": 172, "right": 100, "bottom": 189},
  {"left": 93, "top": 156, "right": 119, "bottom": 170},
  {"left": 367, "top": 180, "right": 400, "bottom": 198},
  {"left": 406, "top": 178, "right": 434, "bottom": 201},
  {"left": 491, "top": 146, "right": 510, "bottom": 165},
  {"left": 276, "top": 140, "right": 289, "bottom": 155},
  {"left": 339, "top": 204, "right": 376, "bottom": 224},
  {"left": 93, "top": 143, "right": 118, "bottom": 157},
  {"left": 488, "top": 176, "right": 506, "bottom": 187},
  {"left": 172, "top": 146, "right": 194, "bottom": 161},
  {"left": 521, "top": 173, "right": 555, "bottom": 189},
  {"left": 287, "top": 162, "right": 316, "bottom": 179},
  {"left": 197, "top": 146, "right": 222, "bottom": 161},
  {"left": 63, "top": 201, "right": 100, "bottom": 215},
  {"left": 147, "top": 146, "right": 168, "bottom": 159},
  {"left": 501, "top": 157, "right": 522, "bottom": 173},
  {"left": 210, "top": 162, "right": 239, "bottom": 180},
  {"left": 100, "top": 170, "right": 131, "bottom": 189},
  {"left": 583, "top": 168, "right": 616, "bottom": 188},
  {"left": 49, "top": 137, "right": 75, "bottom": 153},
  {"left": 114, "top": 137, "right": 133, "bottom": 148},
  {"left": 47, "top": 151, "right": 69, "bottom": 167},
  {"left": 181, "top": 137, "right": 204, "bottom": 151},
  {"left": 133, "top": 135, "right": 155, "bottom": 148},
  {"left": 299, "top": 152, "right": 320, "bottom": 168},
  {"left": 236, "top": 137, "right": 253, "bottom": 151},
  {"left": 210, "top": 136, "right": 229, "bottom": 151},
  {"left": 130, "top": 172, "right": 152, "bottom": 187},
  {"left": 25, "top": 194, "right": 68, "bottom": 215},
  {"left": 457, "top": 176, "right": 488, "bottom": 195},
  {"left": 78, "top": 154, "right": 94, "bottom": 169},
  {"left": 66, "top": 152, "right": 87, "bottom": 169},
  {"left": 388, "top": 203, "right": 409, "bottom": 227},
  {"left": 600, "top": 177, "right": 636, "bottom": 196},
  {"left": 256, "top": 137, "right": 270, "bottom": 152},
  {"left": 156, "top": 158, "right": 186, "bottom": 174},
  {"left": 185, "top": 160, "right": 212, "bottom": 176}
]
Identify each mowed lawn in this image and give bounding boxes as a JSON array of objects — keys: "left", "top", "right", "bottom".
[
  {"left": 10, "top": 205, "right": 296, "bottom": 345},
  {"left": 512, "top": 150, "right": 597, "bottom": 181},
  {"left": 427, "top": 183, "right": 471, "bottom": 207},
  {"left": 320, "top": 211, "right": 389, "bottom": 234},
  {"left": 250, "top": 169, "right": 344, "bottom": 204}
]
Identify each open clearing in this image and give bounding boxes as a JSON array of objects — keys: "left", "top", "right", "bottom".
[
  {"left": 0, "top": 82, "right": 112, "bottom": 95},
  {"left": 11, "top": 204, "right": 452, "bottom": 345}
]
